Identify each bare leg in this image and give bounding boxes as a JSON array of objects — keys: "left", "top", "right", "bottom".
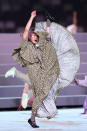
[{"left": 15, "top": 69, "right": 31, "bottom": 85}]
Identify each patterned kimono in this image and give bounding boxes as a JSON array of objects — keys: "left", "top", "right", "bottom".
[
  {"left": 12, "top": 22, "right": 80, "bottom": 118},
  {"left": 12, "top": 32, "right": 60, "bottom": 114}
]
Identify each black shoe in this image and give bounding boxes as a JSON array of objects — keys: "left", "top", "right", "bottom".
[{"left": 28, "top": 119, "right": 39, "bottom": 128}]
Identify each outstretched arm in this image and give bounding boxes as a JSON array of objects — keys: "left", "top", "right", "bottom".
[
  {"left": 74, "top": 77, "right": 87, "bottom": 87},
  {"left": 73, "top": 11, "right": 77, "bottom": 26},
  {"left": 23, "top": 10, "right": 36, "bottom": 40}
]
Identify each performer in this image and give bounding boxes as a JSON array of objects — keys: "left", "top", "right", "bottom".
[
  {"left": 66, "top": 0, "right": 81, "bottom": 34},
  {"left": 12, "top": 10, "right": 60, "bottom": 128},
  {"left": 5, "top": 67, "right": 34, "bottom": 110},
  {"left": 74, "top": 77, "right": 87, "bottom": 114},
  {"left": 5, "top": 9, "right": 80, "bottom": 128}
]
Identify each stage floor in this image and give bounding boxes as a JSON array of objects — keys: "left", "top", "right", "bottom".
[{"left": 0, "top": 108, "right": 87, "bottom": 131}]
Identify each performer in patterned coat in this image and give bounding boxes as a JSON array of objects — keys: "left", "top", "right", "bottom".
[
  {"left": 5, "top": 9, "right": 80, "bottom": 128},
  {"left": 12, "top": 10, "right": 60, "bottom": 128}
]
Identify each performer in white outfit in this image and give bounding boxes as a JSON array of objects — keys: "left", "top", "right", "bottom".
[{"left": 74, "top": 76, "right": 87, "bottom": 114}]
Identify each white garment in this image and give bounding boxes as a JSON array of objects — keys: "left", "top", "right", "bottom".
[
  {"left": 35, "top": 22, "right": 80, "bottom": 88},
  {"left": 17, "top": 22, "right": 80, "bottom": 118},
  {"left": 67, "top": 24, "right": 77, "bottom": 34},
  {"left": 34, "top": 22, "right": 80, "bottom": 118},
  {"left": 78, "top": 75, "right": 87, "bottom": 87}
]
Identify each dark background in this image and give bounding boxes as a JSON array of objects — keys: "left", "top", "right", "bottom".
[{"left": 0, "top": 0, "right": 87, "bottom": 33}]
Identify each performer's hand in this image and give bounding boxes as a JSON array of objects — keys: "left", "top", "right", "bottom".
[
  {"left": 31, "top": 10, "right": 36, "bottom": 18},
  {"left": 46, "top": 27, "right": 49, "bottom": 33},
  {"left": 74, "top": 78, "right": 78, "bottom": 85}
]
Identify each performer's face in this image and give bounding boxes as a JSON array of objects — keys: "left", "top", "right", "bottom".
[{"left": 30, "top": 33, "right": 39, "bottom": 44}]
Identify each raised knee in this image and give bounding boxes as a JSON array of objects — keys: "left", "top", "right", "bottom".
[
  {"left": 25, "top": 83, "right": 29, "bottom": 88},
  {"left": 24, "top": 83, "right": 29, "bottom": 93}
]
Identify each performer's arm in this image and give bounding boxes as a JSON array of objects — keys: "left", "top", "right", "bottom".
[
  {"left": 23, "top": 10, "right": 36, "bottom": 40},
  {"left": 73, "top": 11, "right": 77, "bottom": 26},
  {"left": 78, "top": 80, "right": 87, "bottom": 87},
  {"left": 46, "top": 27, "right": 50, "bottom": 33},
  {"left": 45, "top": 19, "right": 50, "bottom": 34},
  {"left": 74, "top": 77, "right": 87, "bottom": 87}
]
